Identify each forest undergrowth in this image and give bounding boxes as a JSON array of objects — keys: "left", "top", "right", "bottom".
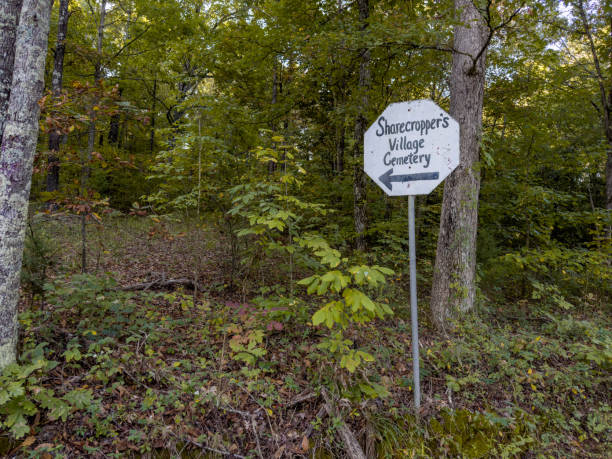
[{"left": 1, "top": 216, "right": 609, "bottom": 458}]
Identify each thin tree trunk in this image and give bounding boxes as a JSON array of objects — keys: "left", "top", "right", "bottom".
[
  {"left": 336, "top": 118, "right": 345, "bottom": 173},
  {"left": 0, "top": 0, "right": 22, "bottom": 145},
  {"left": 0, "top": 0, "right": 52, "bottom": 369},
  {"left": 108, "top": 114, "right": 120, "bottom": 144},
  {"left": 82, "top": 0, "right": 105, "bottom": 273},
  {"left": 46, "top": 0, "right": 70, "bottom": 193},
  {"left": 334, "top": 0, "right": 345, "bottom": 176},
  {"left": 576, "top": 0, "right": 611, "bottom": 212},
  {"left": 430, "top": 0, "right": 488, "bottom": 331},
  {"left": 268, "top": 68, "right": 278, "bottom": 174},
  {"left": 352, "top": 0, "right": 370, "bottom": 252},
  {"left": 197, "top": 116, "right": 202, "bottom": 217},
  {"left": 150, "top": 77, "right": 157, "bottom": 154}
]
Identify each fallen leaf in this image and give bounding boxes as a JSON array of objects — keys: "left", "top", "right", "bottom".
[
  {"left": 273, "top": 445, "right": 286, "bottom": 458},
  {"left": 301, "top": 436, "right": 310, "bottom": 452},
  {"left": 21, "top": 436, "right": 36, "bottom": 448}
]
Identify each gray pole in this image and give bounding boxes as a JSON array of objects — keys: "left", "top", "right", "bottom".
[{"left": 408, "top": 195, "right": 421, "bottom": 410}]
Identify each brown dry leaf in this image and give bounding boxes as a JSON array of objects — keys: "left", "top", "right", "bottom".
[
  {"left": 301, "top": 436, "right": 310, "bottom": 452},
  {"left": 273, "top": 445, "right": 286, "bottom": 458},
  {"left": 21, "top": 436, "right": 36, "bottom": 448}
]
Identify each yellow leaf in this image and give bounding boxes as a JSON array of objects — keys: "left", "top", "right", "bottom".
[
  {"left": 528, "top": 368, "right": 532, "bottom": 375},
  {"left": 531, "top": 384, "right": 537, "bottom": 391}
]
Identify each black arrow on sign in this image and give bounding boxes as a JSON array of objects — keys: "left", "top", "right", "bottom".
[{"left": 379, "top": 168, "right": 439, "bottom": 191}]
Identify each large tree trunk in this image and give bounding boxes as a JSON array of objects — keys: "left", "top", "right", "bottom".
[
  {"left": 0, "top": 0, "right": 52, "bottom": 369},
  {"left": 0, "top": 0, "right": 22, "bottom": 145},
  {"left": 430, "top": 0, "right": 488, "bottom": 330},
  {"left": 46, "top": 0, "right": 70, "bottom": 193},
  {"left": 352, "top": 0, "right": 370, "bottom": 251}
]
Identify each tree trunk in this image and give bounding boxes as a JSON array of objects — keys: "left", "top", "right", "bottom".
[
  {"left": 81, "top": 0, "right": 105, "bottom": 273},
  {"left": 46, "top": 0, "right": 69, "bottom": 193},
  {"left": 0, "top": 0, "right": 52, "bottom": 369},
  {"left": 430, "top": 0, "right": 488, "bottom": 330},
  {"left": 149, "top": 77, "right": 157, "bottom": 154},
  {"left": 352, "top": 0, "right": 370, "bottom": 252},
  {"left": 336, "top": 118, "right": 345, "bottom": 173},
  {"left": 0, "top": 0, "right": 22, "bottom": 145},
  {"left": 576, "top": 0, "right": 611, "bottom": 212},
  {"left": 108, "top": 114, "right": 119, "bottom": 144},
  {"left": 268, "top": 68, "right": 278, "bottom": 174}
]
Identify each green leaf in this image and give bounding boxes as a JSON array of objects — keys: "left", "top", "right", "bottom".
[
  {"left": 307, "top": 279, "right": 321, "bottom": 295},
  {"left": 373, "top": 266, "right": 394, "bottom": 276},
  {"left": 340, "top": 354, "right": 358, "bottom": 373},
  {"left": 47, "top": 398, "right": 71, "bottom": 422},
  {"left": 361, "top": 295, "right": 376, "bottom": 312},
  {"left": 297, "top": 275, "right": 317, "bottom": 286},
  {"left": 7, "top": 414, "right": 29, "bottom": 438},
  {"left": 63, "top": 388, "right": 94, "bottom": 410},
  {"left": 312, "top": 308, "right": 327, "bottom": 327},
  {"left": 317, "top": 279, "right": 331, "bottom": 295}
]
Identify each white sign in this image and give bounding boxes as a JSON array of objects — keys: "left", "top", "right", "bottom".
[{"left": 364, "top": 100, "right": 459, "bottom": 196}]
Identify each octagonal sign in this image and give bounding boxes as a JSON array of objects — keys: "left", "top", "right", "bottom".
[{"left": 364, "top": 99, "right": 459, "bottom": 196}]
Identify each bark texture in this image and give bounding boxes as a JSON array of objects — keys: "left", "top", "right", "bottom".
[
  {"left": 0, "top": 0, "right": 52, "bottom": 369},
  {"left": 46, "top": 0, "right": 70, "bottom": 192},
  {"left": 430, "top": 0, "right": 487, "bottom": 330},
  {"left": 0, "top": 0, "right": 22, "bottom": 145},
  {"left": 352, "top": 0, "right": 370, "bottom": 251}
]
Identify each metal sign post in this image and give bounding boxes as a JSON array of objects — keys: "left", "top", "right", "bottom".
[
  {"left": 363, "top": 99, "right": 460, "bottom": 412},
  {"left": 408, "top": 195, "right": 420, "bottom": 409}
]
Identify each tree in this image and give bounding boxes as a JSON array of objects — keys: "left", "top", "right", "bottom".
[
  {"left": 46, "top": 0, "right": 71, "bottom": 193},
  {"left": 574, "top": 0, "right": 611, "bottom": 213},
  {"left": 352, "top": 0, "right": 371, "bottom": 252},
  {"left": 0, "top": 0, "right": 22, "bottom": 145},
  {"left": 430, "top": 0, "right": 489, "bottom": 330},
  {"left": 0, "top": 0, "right": 52, "bottom": 369},
  {"left": 81, "top": 0, "right": 106, "bottom": 273}
]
